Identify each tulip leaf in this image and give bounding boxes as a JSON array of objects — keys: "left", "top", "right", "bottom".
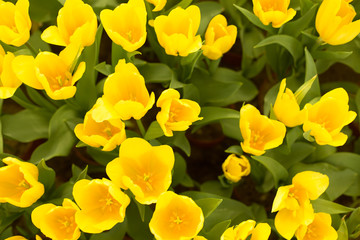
[
  {"left": 138, "top": 62, "right": 173, "bottom": 83},
  {"left": 86, "top": 147, "right": 118, "bottom": 166},
  {"left": 196, "top": 1, "right": 224, "bottom": 35},
  {"left": 251, "top": 156, "right": 288, "bottom": 188},
  {"left": 200, "top": 180, "right": 234, "bottom": 198},
  {"left": 144, "top": 121, "right": 164, "bottom": 140},
  {"left": 312, "top": 198, "right": 354, "bottom": 214},
  {"left": 0, "top": 212, "right": 23, "bottom": 234},
  {"left": 29, "top": 0, "right": 62, "bottom": 22},
  {"left": 126, "top": 201, "right": 153, "bottom": 240},
  {"left": 281, "top": 3, "right": 318, "bottom": 37},
  {"left": 195, "top": 198, "right": 223, "bottom": 218},
  {"left": 89, "top": 221, "right": 127, "bottom": 240},
  {"left": 225, "top": 145, "right": 243, "bottom": 156},
  {"left": 285, "top": 126, "right": 303, "bottom": 152},
  {"left": 26, "top": 87, "right": 57, "bottom": 112},
  {"left": 347, "top": 207, "right": 360, "bottom": 237},
  {"left": 37, "top": 159, "right": 56, "bottom": 194},
  {"left": 2, "top": 109, "right": 51, "bottom": 143},
  {"left": 30, "top": 105, "right": 79, "bottom": 164},
  {"left": 303, "top": 130, "right": 315, "bottom": 142},
  {"left": 94, "top": 62, "right": 114, "bottom": 76},
  {"left": 337, "top": 217, "right": 349, "bottom": 240},
  {"left": 302, "top": 47, "right": 320, "bottom": 105},
  {"left": 203, "top": 219, "right": 231, "bottom": 240},
  {"left": 75, "top": 24, "right": 103, "bottom": 111},
  {"left": 196, "top": 107, "right": 239, "bottom": 126},
  {"left": 312, "top": 50, "right": 353, "bottom": 60},
  {"left": 254, "top": 35, "right": 303, "bottom": 63},
  {"left": 233, "top": 5, "right": 274, "bottom": 33},
  {"left": 172, "top": 132, "right": 191, "bottom": 157},
  {"left": 172, "top": 153, "right": 187, "bottom": 187},
  {"left": 220, "top": 118, "right": 243, "bottom": 141}
]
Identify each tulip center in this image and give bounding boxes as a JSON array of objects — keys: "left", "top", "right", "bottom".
[
  {"left": 104, "top": 126, "right": 113, "bottom": 137},
  {"left": 100, "top": 193, "right": 120, "bottom": 212},
  {"left": 304, "top": 224, "right": 318, "bottom": 240},
  {"left": 136, "top": 172, "right": 154, "bottom": 192},
  {"left": 250, "top": 131, "right": 265, "bottom": 148},
  {"left": 174, "top": 216, "right": 182, "bottom": 225},
  {"left": 18, "top": 180, "right": 31, "bottom": 189},
  {"left": 260, "top": 0, "right": 286, "bottom": 12},
  {"left": 58, "top": 215, "right": 75, "bottom": 233},
  {"left": 51, "top": 72, "right": 72, "bottom": 90}
]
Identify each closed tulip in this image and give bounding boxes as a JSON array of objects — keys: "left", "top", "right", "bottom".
[
  {"left": 316, "top": 0, "right": 360, "bottom": 45},
  {"left": 154, "top": 5, "right": 202, "bottom": 56},
  {"left": 202, "top": 14, "right": 237, "bottom": 60},
  {"left": 221, "top": 220, "right": 271, "bottom": 240},
  {"left": 41, "top": 0, "right": 97, "bottom": 47},
  {"left": 146, "top": 0, "right": 166, "bottom": 12},
  {"left": 0, "top": 0, "right": 31, "bottom": 46},
  {"left": 222, "top": 154, "right": 251, "bottom": 183},
  {"left": 0, "top": 45, "right": 22, "bottom": 99}
]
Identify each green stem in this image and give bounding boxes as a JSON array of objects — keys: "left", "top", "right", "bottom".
[
  {"left": 136, "top": 119, "right": 146, "bottom": 137},
  {"left": 25, "top": 42, "right": 37, "bottom": 56}
]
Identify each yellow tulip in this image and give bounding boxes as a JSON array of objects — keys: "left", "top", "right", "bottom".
[
  {"left": 239, "top": 104, "right": 286, "bottom": 156},
  {"left": 5, "top": 236, "right": 42, "bottom": 240},
  {"left": 41, "top": 0, "right": 97, "bottom": 47},
  {"left": 252, "top": 0, "right": 296, "bottom": 28},
  {"left": 272, "top": 171, "right": 329, "bottom": 239},
  {"left": 193, "top": 236, "right": 207, "bottom": 240},
  {"left": 146, "top": 0, "right": 166, "bottom": 12},
  {"left": 156, "top": 88, "right": 202, "bottom": 137},
  {"left": 220, "top": 220, "right": 271, "bottom": 240},
  {"left": 202, "top": 14, "right": 237, "bottom": 60},
  {"left": 295, "top": 213, "right": 338, "bottom": 240},
  {"left": 74, "top": 98, "right": 126, "bottom": 151},
  {"left": 100, "top": 0, "right": 147, "bottom": 52},
  {"left": 72, "top": 178, "right": 130, "bottom": 234},
  {"left": 149, "top": 191, "right": 204, "bottom": 240},
  {"left": 106, "top": 138, "right": 174, "bottom": 205},
  {"left": 99, "top": 59, "right": 155, "bottom": 121},
  {"left": 0, "top": 157, "right": 44, "bottom": 208},
  {"left": 0, "top": 0, "right": 31, "bottom": 46},
  {"left": 154, "top": 5, "right": 202, "bottom": 56},
  {"left": 303, "top": 88, "right": 356, "bottom": 146},
  {"left": 222, "top": 154, "right": 251, "bottom": 183},
  {"left": 274, "top": 79, "right": 306, "bottom": 127},
  {"left": 31, "top": 199, "right": 80, "bottom": 240},
  {"left": 12, "top": 43, "right": 85, "bottom": 100},
  {"left": 0, "top": 45, "right": 22, "bottom": 99},
  {"left": 316, "top": 0, "right": 360, "bottom": 45}
]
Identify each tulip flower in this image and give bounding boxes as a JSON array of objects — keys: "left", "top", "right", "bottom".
[
  {"left": 0, "top": 0, "right": 31, "bottom": 46},
  {"left": 295, "top": 213, "right": 338, "bottom": 240},
  {"left": 303, "top": 88, "right": 356, "bottom": 146},
  {"left": 41, "top": 0, "right": 97, "bottom": 47},
  {"left": 156, "top": 88, "right": 202, "bottom": 137},
  {"left": 154, "top": 5, "right": 202, "bottom": 56},
  {"left": 106, "top": 138, "right": 174, "bottom": 205},
  {"left": 272, "top": 171, "right": 329, "bottom": 239},
  {"left": 252, "top": 0, "right": 296, "bottom": 28},
  {"left": 220, "top": 220, "right": 271, "bottom": 240},
  {"left": 72, "top": 178, "right": 130, "bottom": 233},
  {"left": 240, "top": 104, "right": 286, "bottom": 156},
  {"left": 0, "top": 157, "right": 44, "bottom": 208},
  {"left": 146, "top": 0, "right": 166, "bottom": 12},
  {"left": 99, "top": 59, "right": 155, "bottom": 121},
  {"left": 149, "top": 191, "right": 204, "bottom": 240},
  {"left": 31, "top": 199, "right": 80, "bottom": 240},
  {"left": 0, "top": 45, "right": 22, "bottom": 99},
  {"left": 6, "top": 236, "right": 42, "bottom": 240},
  {"left": 74, "top": 98, "right": 126, "bottom": 151},
  {"left": 202, "top": 14, "right": 237, "bottom": 60},
  {"left": 274, "top": 79, "right": 306, "bottom": 127},
  {"left": 12, "top": 43, "right": 85, "bottom": 100},
  {"left": 222, "top": 154, "right": 251, "bottom": 183},
  {"left": 316, "top": 0, "right": 360, "bottom": 45},
  {"left": 100, "top": 0, "right": 147, "bottom": 52}
]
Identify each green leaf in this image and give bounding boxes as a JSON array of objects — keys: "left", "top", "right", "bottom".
[
  {"left": 172, "top": 153, "right": 187, "bottom": 187},
  {"left": 86, "top": 147, "right": 118, "bottom": 166},
  {"left": 233, "top": 5, "right": 274, "bottom": 33},
  {"left": 302, "top": 48, "right": 320, "bottom": 104},
  {"left": 347, "top": 207, "right": 360, "bottom": 237},
  {"left": 28, "top": 30, "right": 51, "bottom": 52},
  {"left": 89, "top": 221, "right": 127, "bottom": 240},
  {"left": 196, "top": 1, "right": 224, "bottom": 35},
  {"left": 0, "top": 212, "right": 23, "bottom": 234},
  {"left": 312, "top": 50, "right": 353, "bottom": 60},
  {"left": 312, "top": 198, "right": 354, "bottom": 214},
  {"left": 172, "top": 132, "right": 191, "bottom": 157},
  {"left": 196, "top": 107, "right": 239, "bottom": 126},
  {"left": 220, "top": 118, "right": 242, "bottom": 141},
  {"left": 303, "top": 130, "right": 315, "bottom": 142},
  {"left": 200, "top": 180, "right": 233, "bottom": 198},
  {"left": 204, "top": 220, "right": 231, "bottom": 240},
  {"left": 251, "top": 155, "right": 288, "bottom": 188},
  {"left": 285, "top": 126, "right": 303, "bottom": 152},
  {"left": 126, "top": 201, "right": 153, "bottom": 240},
  {"left": 71, "top": 165, "right": 89, "bottom": 183},
  {"left": 144, "top": 121, "right": 164, "bottom": 140},
  {"left": 255, "top": 35, "right": 303, "bottom": 63},
  {"left": 37, "top": 159, "right": 56, "bottom": 193},
  {"left": 29, "top": 0, "right": 62, "bottom": 22},
  {"left": 195, "top": 198, "right": 223, "bottom": 218},
  {"left": 225, "top": 145, "right": 243, "bottom": 156},
  {"left": 26, "top": 87, "right": 57, "bottom": 112},
  {"left": 94, "top": 62, "right": 114, "bottom": 76},
  {"left": 135, "top": 200, "right": 146, "bottom": 222},
  {"left": 138, "top": 62, "right": 173, "bottom": 83},
  {"left": 337, "top": 217, "right": 349, "bottom": 240},
  {"left": 294, "top": 74, "right": 317, "bottom": 104},
  {"left": 75, "top": 24, "right": 103, "bottom": 111},
  {"left": 2, "top": 109, "right": 51, "bottom": 143},
  {"left": 281, "top": 3, "right": 318, "bottom": 37},
  {"left": 30, "top": 105, "right": 79, "bottom": 163}
]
